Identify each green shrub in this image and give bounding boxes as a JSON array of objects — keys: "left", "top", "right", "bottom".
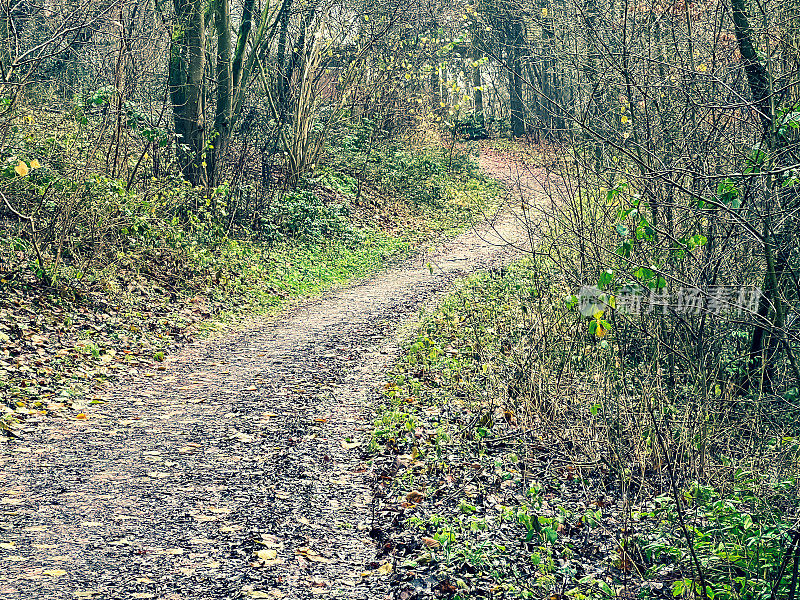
[
  {"left": 638, "top": 474, "right": 800, "bottom": 600},
  {"left": 260, "top": 190, "right": 357, "bottom": 245}
]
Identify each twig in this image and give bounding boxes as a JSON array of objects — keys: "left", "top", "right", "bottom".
[
  {"left": 647, "top": 401, "right": 710, "bottom": 600},
  {"left": 1, "top": 190, "right": 47, "bottom": 281}
]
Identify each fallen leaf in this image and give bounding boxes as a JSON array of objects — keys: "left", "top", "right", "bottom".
[
  {"left": 377, "top": 562, "right": 393, "bottom": 575},
  {"left": 296, "top": 547, "right": 331, "bottom": 563},
  {"left": 256, "top": 548, "right": 279, "bottom": 564},
  {"left": 43, "top": 569, "right": 68, "bottom": 577},
  {"left": 405, "top": 490, "right": 424, "bottom": 504},
  {"left": 421, "top": 537, "right": 441, "bottom": 549},
  {"left": 76, "top": 413, "right": 87, "bottom": 420},
  {"left": 341, "top": 439, "right": 360, "bottom": 450}
]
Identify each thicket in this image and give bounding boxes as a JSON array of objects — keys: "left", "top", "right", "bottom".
[{"left": 366, "top": 0, "right": 800, "bottom": 594}]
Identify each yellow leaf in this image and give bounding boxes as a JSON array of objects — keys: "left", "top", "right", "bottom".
[
  {"left": 30, "top": 159, "right": 41, "bottom": 169},
  {"left": 377, "top": 562, "right": 393, "bottom": 575},
  {"left": 0, "top": 541, "right": 16, "bottom": 549},
  {"left": 14, "top": 161, "right": 29, "bottom": 176},
  {"left": 541, "top": 7, "right": 548, "bottom": 16},
  {"left": 596, "top": 324, "right": 607, "bottom": 338},
  {"left": 697, "top": 63, "right": 708, "bottom": 73},
  {"left": 43, "top": 569, "right": 68, "bottom": 577},
  {"left": 621, "top": 115, "right": 629, "bottom": 124}
]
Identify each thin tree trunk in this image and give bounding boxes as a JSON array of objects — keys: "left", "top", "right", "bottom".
[
  {"left": 506, "top": 19, "right": 525, "bottom": 137},
  {"left": 212, "top": 0, "right": 232, "bottom": 188}
]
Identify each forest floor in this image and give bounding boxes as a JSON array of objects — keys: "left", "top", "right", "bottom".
[{"left": 0, "top": 149, "right": 534, "bottom": 600}]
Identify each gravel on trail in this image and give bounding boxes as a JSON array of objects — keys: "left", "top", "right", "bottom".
[{"left": 0, "top": 152, "right": 531, "bottom": 600}]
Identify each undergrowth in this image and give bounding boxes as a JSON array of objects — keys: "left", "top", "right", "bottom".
[
  {"left": 0, "top": 108, "right": 500, "bottom": 426},
  {"left": 372, "top": 260, "right": 800, "bottom": 600}
]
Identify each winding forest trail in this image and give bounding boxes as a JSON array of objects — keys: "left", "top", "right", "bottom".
[{"left": 1, "top": 151, "right": 532, "bottom": 600}]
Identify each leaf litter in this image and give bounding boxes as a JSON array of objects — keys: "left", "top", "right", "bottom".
[{"left": 0, "top": 191, "right": 527, "bottom": 599}]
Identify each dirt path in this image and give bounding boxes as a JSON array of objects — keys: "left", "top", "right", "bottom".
[{"left": 0, "top": 153, "right": 530, "bottom": 600}]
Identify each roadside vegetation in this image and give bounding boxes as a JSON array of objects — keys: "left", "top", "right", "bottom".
[
  {"left": 372, "top": 255, "right": 800, "bottom": 599},
  {"left": 0, "top": 113, "right": 500, "bottom": 429}
]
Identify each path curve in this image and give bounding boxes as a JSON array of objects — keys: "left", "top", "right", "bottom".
[{"left": 1, "top": 153, "right": 530, "bottom": 600}]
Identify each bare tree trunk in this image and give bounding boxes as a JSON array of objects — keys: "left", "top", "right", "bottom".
[
  {"left": 169, "top": 0, "right": 206, "bottom": 186},
  {"left": 274, "top": 0, "right": 293, "bottom": 122},
  {"left": 729, "top": 0, "right": 788, "bottom": 389},
  {"left": 0, "top": 0, "right": 12, "bottom": 82},
  {"left": 211, "top": 0, "right": 232, "bottom": 188}
]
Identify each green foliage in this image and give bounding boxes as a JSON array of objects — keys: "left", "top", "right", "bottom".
[
  {"left": 260, "top": 190, "right": 358, "bottom": 245},
  {"left": 638, "top": 475, "right": 800, "bottom": 600},
  {"left": 453, "top": 113, "right": 488, "bottom": 140}
]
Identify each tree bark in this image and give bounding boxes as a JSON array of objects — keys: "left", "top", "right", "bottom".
[
  {"left": 211, "top": 0, "right": 232, "bottom": 187},
  {"left": 169, "top": 0, "right": 206, "bottom": 186},
  {"left": 729, "top": 0, "right": 787, "bottom": 389}
]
